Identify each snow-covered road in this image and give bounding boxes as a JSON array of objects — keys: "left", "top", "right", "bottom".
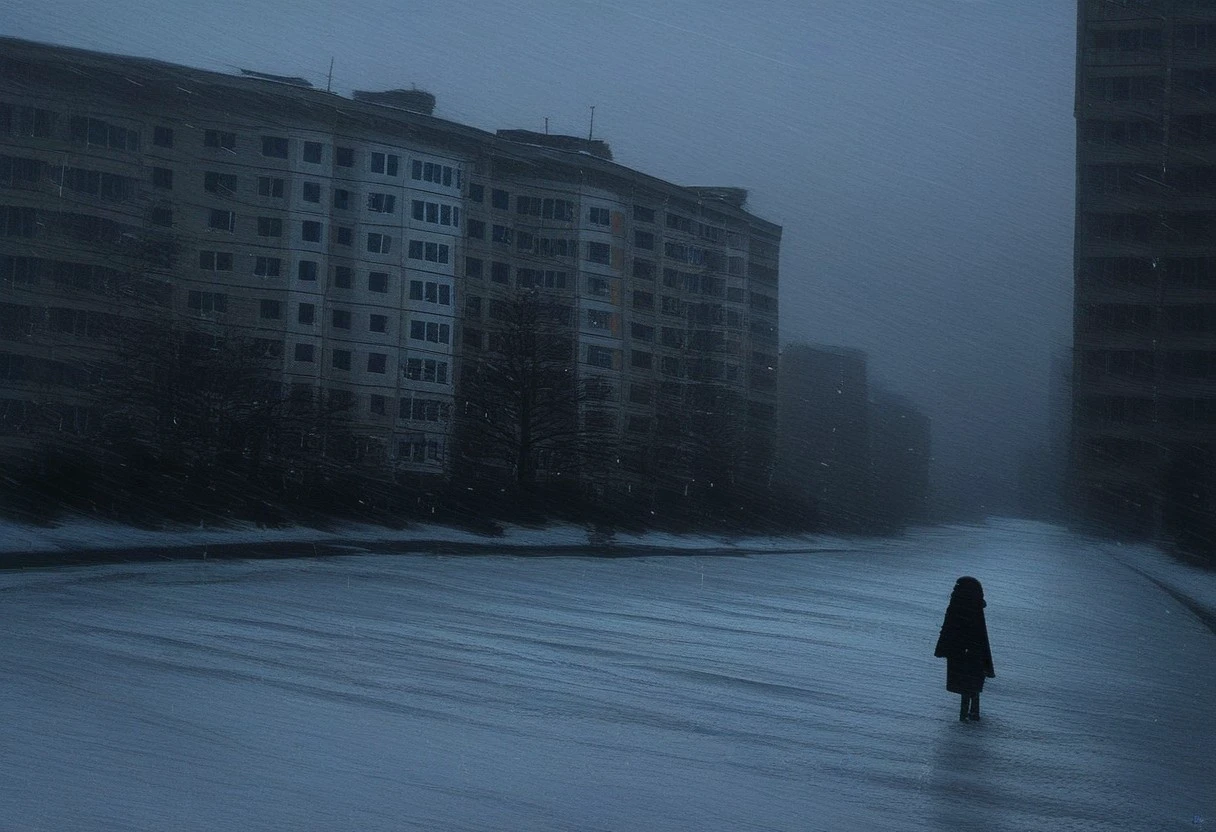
[{"left": 0, "top": 520, "right": 1212, "bottom": 831}]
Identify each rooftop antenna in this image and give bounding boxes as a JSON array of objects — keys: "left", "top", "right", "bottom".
[
  {"left": 588, "top": 105, "right": 595, "bottom": 141},
  {"left": 326, "top": 57, "right": 334, "bottom": 93},
  {"left": 544, "top": 117, "right": 549, "bottom": 135}
]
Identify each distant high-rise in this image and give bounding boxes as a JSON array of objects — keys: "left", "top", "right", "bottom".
[{"left": 1073, "top": 0, "right": 1216, "bottom": 548}]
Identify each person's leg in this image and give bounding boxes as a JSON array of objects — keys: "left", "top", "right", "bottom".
[
  {"left": 970, "top": 693, "right": 981, "bottom": 721},
  {"left": 959, "top": 693, "right": 970, "bottom": 721}
]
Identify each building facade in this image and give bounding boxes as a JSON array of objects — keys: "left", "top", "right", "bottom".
[
  {"left": 1073, "top": 0, "right": 1216, "bottom": 546},
  {"left": 0, "top": 38, "right": 780, "bottom": 499}
]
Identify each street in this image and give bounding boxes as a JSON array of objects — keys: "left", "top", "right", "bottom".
[{"left": 0, "top": 520, "right": 1211, "bottom": 831}]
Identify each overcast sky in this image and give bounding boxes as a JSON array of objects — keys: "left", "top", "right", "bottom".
[{"left": 4, "top": 0, "right": 1077, "bottom": 512}]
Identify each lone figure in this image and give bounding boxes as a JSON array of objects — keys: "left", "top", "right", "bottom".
[{"left": 933, "top": 576, "right": 995, "bottom": 722}]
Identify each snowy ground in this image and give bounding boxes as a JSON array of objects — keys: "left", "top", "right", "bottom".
[{"left": 0, "top": 519, "right": 1212, "bottom": 831}]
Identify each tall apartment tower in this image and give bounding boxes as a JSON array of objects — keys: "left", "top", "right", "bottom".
[{"left": 1073, "top": 0, "right": 1216, "bottom": 546}]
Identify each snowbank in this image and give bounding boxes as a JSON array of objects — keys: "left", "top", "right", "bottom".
[{"left": 0, "top": 516, "right": 848, "bottom": 564}]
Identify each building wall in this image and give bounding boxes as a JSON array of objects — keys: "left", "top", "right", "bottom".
[
  {"left": 1073, "top": 0, "right": 1216, "bottom": 546},
  {"left": 0, "top": 37, "right": 781, "bottom": 500}
]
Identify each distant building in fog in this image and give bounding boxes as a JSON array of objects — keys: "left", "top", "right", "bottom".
[
  {"left": 1072, "top": 1, "right": 1216, "bottom": 549},
  {"left": 776, "top": 344, "right": 872, "bottom": 531},
  {"left": 869, "top": 391, "right": 931, "bottom": 529}
]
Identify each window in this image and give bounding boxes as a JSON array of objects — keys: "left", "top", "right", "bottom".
[
  {"left": 467, "top": 219, "right": 485, "bottom": 239},
  {"left": 631, "top": 350, "right": 653, "bottom": 369},
  {"left": 464, "top": 327, "right": 483, "bottom": 348},
  {"left": 407, "top": 240, "right": 450, "bottom": 263},
  {"left": 332, "top": 266, "right": 352, "bottom": 288},
  {"left": 633, "top": 205, "right": 655, "bottom": 223},
  {"left": 587, "top": 242, "right": 611, "bottom": 264},
  {"left": 332, "top": 349, "right": 351, "bottom": 370},
  {"left": 634, "top": 230, "right": 654, "bottom": 250},
  {"left": 298, "top": 260, "right": 318, "bottom": 281},
  {"left": 332, "top": 309, "right": 352, "bottom": 329},
  {"left": 152, "top": 167, "right": 173, "bottom": 189},
  {"left": 204, "top": 172, "right": 237, "bottom": 194},
  {"left": 368, "top": 272, "right": 389, "bottom": 293},
  {"left": 153, "top": 126, "right": 174, "bottom": 148},
  {"left": 631, "top": 322, "right": 654, "bottom": 341},
  {"left": 258, "top": 176, "right": 285, "bottom": 198},
  {"left": 587, "top": 276, "right": 610, "bottom": 296},
  {"left": 208, "top": 209, "right": 236, "bottom": 232},
  {"left": 404, "top": 357, "right": 449, "bottom": 384},
  {"left": 335, "top": 226, "right": 353, "bottom": 247},
  {"left": 259, "top": 299, "right": 282, "bottom": 319},
  {"left": 491, "top": 261, "right": 510, "bottom": 284},
  {"left": 661, "top": 356, "right": 681, "bottom": 376},
  {"left": 411, "top": 200, "right": 459, "bottom": 227},
  {"left": 302, "top": 141, "right": 323, "bottom": 163},
  {"left": 588, "top": 206, "right": 611, "bottom": 226},
  {"left": 370, "top": 394, "right": 386, "bottom": 415},
  {"left": 204, "top": 130, "right": 235, "bottom": 150},
  {"left": 199, "top": 250, "right": 233, "bottom": 271},
  {"left": 629, "top": 383, "right": 652, "bottom": 404},
  {"left": 468, "top": 183, "right": 484, "bottom": 203},
  {"left": 298, "top": 303, "right": 315, "bottom": 325},
  {"left": 302, "top": 221, "right": 322, "bottom": 243},
  {"left": 413, "top": 160, "right": 458, "bottom": 186},
  {"left": 409, "top": 320, "right": 451, "bottom": 344},
  {"left": 661, "top": 326, "right": 683, "bottom": 347},
  {"left": 255, "top": 256, "right": 281, "bottom": 277},
  {"left": 261, "top": 136, "right": 289, "bottom": 158},
  {"left": 302, "top": 182, "right": 321, "bottom": 203},
  {"left": 465, "top": 257, "right": 484, "bottom": 279},
  {"left": 633, "top": 259, "right": 655, "bottom": 280},
  {"left": 491, "top": 189, "right": 510, "bottom": 210},
  {"left": 367, "top": 233, "right": 392, "bottom": 254},
  {"left": 587, "top": 309, "right": 613, "bottom": 330},
  {"left": 727, "top": 286, "right": 746, "bottom": 303},
  {"left": 67, "top": 117, "right": 139, "bottom": 150},
  {"left": 662, "top": 296, "right": 683, "bottom": 316},
  {"left": 492, "top": 225, "right": 513, "bottom": 245},
  {"left": 517, "top": 196, "right": 542, "bottom": 216},
  {"left": 542, "top": 199, "right": 575, "bottom": 221},
  {"left": 517, "top": 268, "right": 567, "bottom": 289},
  {"left": 187, "top": 291, "right": 228, "bottom": 313},
  {"left": 369, "top": 314, "right": 387, "bottom": 333},
  {"left": 587, "top": 346, "right": 614, "bottom": 368},
  {"left": 367, "top": 353, "right": 387, "bottom": 374},
  {"left": 409, "top": 280, "right": 452, "bottom": 305},
  {"left": 370, "top": 152, "right": 399, "bottom": 176},
  {"left": 368, "top": 193, "right": 396, "bottom": 213},
  {"left": 336, "top": 147, "right": 354, "bottom": 167},
  {"left": 257, "top": 217, "right": 282, "bottom": 237},
  {"left": 333, "top": 189, "right": 351, "bottom": 210}
]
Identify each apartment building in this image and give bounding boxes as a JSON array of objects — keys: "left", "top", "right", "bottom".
[
  {"left": 1073, "top": 0, "right": 1216, "bottom": 545},
  {"left": 0, "top": 37, "right": 781, "bottom": 497}
]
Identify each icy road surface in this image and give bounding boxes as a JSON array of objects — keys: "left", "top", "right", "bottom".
[{"left": 0, "top": 520, "right": 1212, "bottom": 831}]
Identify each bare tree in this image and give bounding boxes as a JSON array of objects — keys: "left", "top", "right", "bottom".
[{"left": 455, "top": 289, "right": 600, "bottom": 496}]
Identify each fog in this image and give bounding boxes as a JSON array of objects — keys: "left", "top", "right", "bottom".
[{"left": 2, "top": 0, "right": 1077, "bottom": 515}]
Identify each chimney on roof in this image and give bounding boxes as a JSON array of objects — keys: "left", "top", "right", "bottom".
[
  {"left": 352, "top": 89, "right": 436, "bottom": 115},
  {"left": 495, "top": 129, "right": 613, "bottom": 161}
]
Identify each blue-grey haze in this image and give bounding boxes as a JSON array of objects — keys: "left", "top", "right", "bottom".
[{"left": 2, "top": 0, "right": 1077, "bottom": 512}]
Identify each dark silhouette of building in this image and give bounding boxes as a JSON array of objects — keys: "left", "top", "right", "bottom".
[
  {"left": 870, "top": 391, "right": 931, "bottom": 530},
  {"left": 1073, "top": 1, "right": 1216, "bottom": 551},
  {"left": 776, "top": 344, "right": 872, "bottom": 531}
]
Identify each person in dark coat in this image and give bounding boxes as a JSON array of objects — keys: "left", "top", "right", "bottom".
[{"left": 933, "top": 576, "right": 995, "bottom": 722}]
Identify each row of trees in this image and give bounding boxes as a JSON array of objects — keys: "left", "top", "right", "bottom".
[{"left": 6, "top": 287, "right": 787, "bottom": 532}]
